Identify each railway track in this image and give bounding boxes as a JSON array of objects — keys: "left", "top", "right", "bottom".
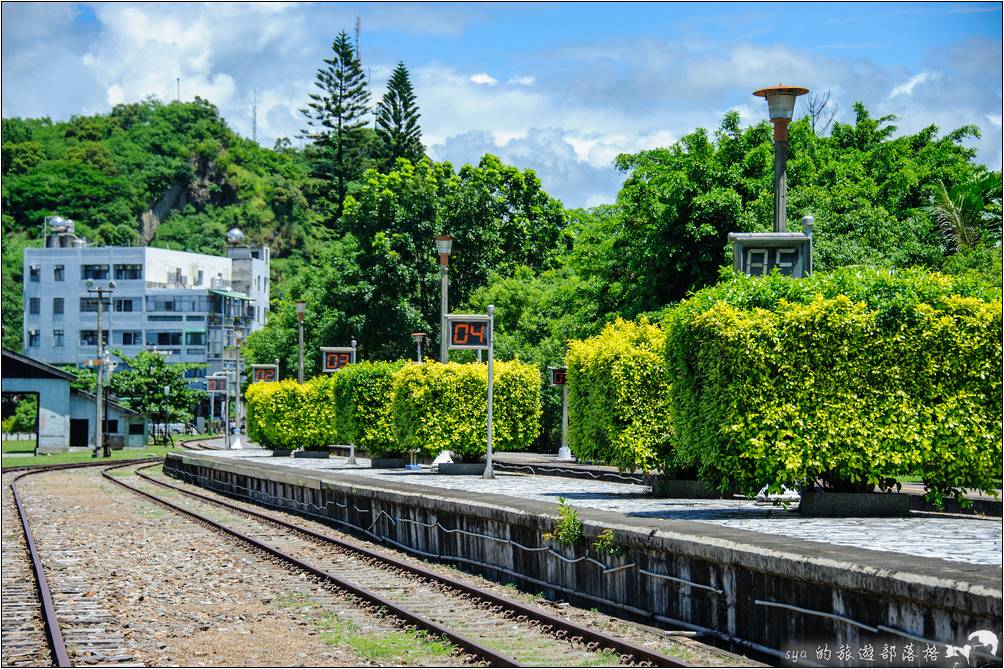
[
  {"left": 110, "top": 461, "right": 692, "bottom": 667},
  {"left": 2, "top": 460, "right": 162, "bottom": 667}
]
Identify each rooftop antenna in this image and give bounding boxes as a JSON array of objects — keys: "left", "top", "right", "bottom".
[
  {"left": 355, "top": 16, "right": 361, "bottom": 62},
  {"left": 252, "top": 88, "right": 257, "bottom": 143}
]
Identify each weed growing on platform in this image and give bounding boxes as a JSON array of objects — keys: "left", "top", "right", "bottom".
[
  {"left": 592, "top": 529, "right": 622, "bottom": 557},
  {"left": 543, "top": 497, "right": 583, "bottom": 547}
]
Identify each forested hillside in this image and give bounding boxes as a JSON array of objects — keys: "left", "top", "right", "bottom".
[{"left": 3, "top": 31, "right": 1000, "bottom": 449}]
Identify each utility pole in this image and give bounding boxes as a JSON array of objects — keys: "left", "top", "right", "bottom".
[
  {"left": 86, "top": 280, "right": 116, "bottom": 457},
  {"left": 176, "top": 77, "right": 180, "bottom": 102},
  {"left": 252, "top": 88, "right": 257, "bottom": 144}
]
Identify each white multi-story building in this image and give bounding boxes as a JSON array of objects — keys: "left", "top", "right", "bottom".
[{"left": 22, "top": 222, "right": 270, "bottom": 393}]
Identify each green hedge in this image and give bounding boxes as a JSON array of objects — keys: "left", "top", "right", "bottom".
[
  {"left": 565, "top": 317, "right": 673, "bottom": 473},
  {"left": 392, "top": 360, "right": 541, "bottom": 460},
  {"left": 245, "top": 376, "right": 339, "bottom": 450},
  {"left": 332, "top": 360, "right": 406, "bottom": 456},
  {"left": 665, "top": 268, "right": 1003, "bottom": 504}
]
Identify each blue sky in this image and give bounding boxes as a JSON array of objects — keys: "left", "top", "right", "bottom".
[{"left": 2, "top": 2, "right": 1001, "bottom": 208}]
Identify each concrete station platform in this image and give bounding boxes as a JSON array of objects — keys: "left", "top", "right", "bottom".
[{"left": 165, "top": 446, "right": 1002, "bottom": 663}]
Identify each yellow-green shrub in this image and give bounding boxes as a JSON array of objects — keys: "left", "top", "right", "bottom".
[
  {"left": 391, "top": 360, "right": 541, "bottom": 460},
  {"left": 565, "top": 317, "right": 673, "bottom": 473},
  {"left": 665, "top": 268, "right": 1003, "bottom": 505},
  {"left": 333, "top": 360, "right": 406, "bottom": 456},
  {"left": 244, "top": 376, "right": 339, "bottom": 450}
]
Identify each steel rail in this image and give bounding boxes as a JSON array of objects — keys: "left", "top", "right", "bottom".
[
  {"left": 102, "top": 462, "right": 522, "bottom": 668},
  {"left": 2, "top": 456, "right": 160, "bottom": 474},
  {"left": 8, "top": 476, "right": 72, "bottom": 666},
  {"left": 138, "top": 463, "right": 690, "bottom": 667}
]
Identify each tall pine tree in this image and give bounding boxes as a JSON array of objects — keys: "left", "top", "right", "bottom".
[
  {"left": 300, "top": 31, "right": 370, "bottom": 219},
  {"left": 375, "top": 62, "right": 423, "bottom": 170}
]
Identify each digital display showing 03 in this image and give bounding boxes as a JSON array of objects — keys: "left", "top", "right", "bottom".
[
  {"left": 321, "top": 346, "right": 355, "bottom": 372},
  {"left": 448, "top": 316, "right": 490, "bottom": 349},
  {"left": 207, "top": 376, "right": 227, "bottom": 392}
]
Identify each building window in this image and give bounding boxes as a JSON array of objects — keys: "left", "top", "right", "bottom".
[
  {"left": 53, "top": 330, "right": 64, "bottom": 347},
  {"left": 81, "top": 264, "right": 109, "bottom": 280},
  {"left": 114, "top": 264, "right": 143, "bottom": 280},
  {"left": 120, "top": 331, "right": 142, "bottom": 346},
  {"left": 53, "top": 297, "right": 64, "bottom": 316},
  {"left": 146, "top": 331, "right": 182, "bottom": 346},
  {"left": 114, "top": 298, "right": 135, "bottom": 312},
  {"left": 28, "top": 331, "right": 40, "bottom": 347},
  {"left": 80, "top": 330, "right": 108, "bottom": 347},
  {"left": 53, "top": 265, "right": 65, "bottom": 281},
  {"left": 128, "top": 422, "right": 145, "bottom": 436},
  {"left": 185, "top": 331, "right": 205, "bottom": 346},
  {"left": 80, "top": 297, "right": 100, "bottom": 312},
  {"left": 102, "top": 419, "right": 119, "bottom": 434},
  {"left": 28, "top": 297, "right": 40, "bottom": 315},
  {"left": 29, "top": 265, "right": 40, "bottom": 282}
]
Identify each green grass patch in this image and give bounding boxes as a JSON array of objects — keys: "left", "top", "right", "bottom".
[
  {"left": 1, "top": 444, "right": 181, "bottom": 469},
  {"left": 2, "top": 439, "right": 36, "bottom": 454},
  {"left": 315, "top": 614, "right": 453, "bottom": 661}
]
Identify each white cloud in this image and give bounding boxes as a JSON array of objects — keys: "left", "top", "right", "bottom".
[
  {"left": 508, "top": 76, "right": 535, "bottom": 86},
  {"left": 889, "top": 71, "right": 937, "bottom": 98},
  {"left": 470, "top": 73, "right": 498, "bottom": 86}
]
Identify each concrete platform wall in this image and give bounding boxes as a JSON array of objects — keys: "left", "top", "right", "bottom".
[{"left": 164, "top": 454, "right": 1002, "bottom": 662}]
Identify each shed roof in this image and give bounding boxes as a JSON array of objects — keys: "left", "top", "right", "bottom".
[{"left": 1, "top": 348, "right": 77, "bottom": 381}]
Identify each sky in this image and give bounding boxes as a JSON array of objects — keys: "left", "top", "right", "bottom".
[{"left": 2, "top": 2, "right": 1001, "bottom": 208}]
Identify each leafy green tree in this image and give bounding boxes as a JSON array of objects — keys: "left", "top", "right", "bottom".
[
  {"left": 375, "top": 62, "right": 424, "bottom": 170},
  {"left": 108, "top": 350, "right": 206, "bottom": 435},
  {"left": 929, "top": 170, "right": 1002, "bottom": 253},
  {"left": 300, "top": 30, "right": 371, "bottom": 219}
]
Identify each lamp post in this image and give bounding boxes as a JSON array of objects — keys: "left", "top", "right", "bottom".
[
  {"left": 753, "top": 84, "right": 809, "bottom": 232},
  {"left": 411, "top": 332, "right": 427, "bottom": 363},
  {"left": 435, "top": 235, "right": 453, "bottom": 363},
  {"left": 296, "top": 300, "right": 306, "bottom": 383},
  {"left": 86, "top": 279, "right": 115, "bottom": 458}
]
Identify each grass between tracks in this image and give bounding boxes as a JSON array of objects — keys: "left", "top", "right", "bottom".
[
  {"left": 0, "top": 433, "right": 215, "bottom": 469},
  {"left": 277, "top": 591, "right": 454, "bottom": 663}
]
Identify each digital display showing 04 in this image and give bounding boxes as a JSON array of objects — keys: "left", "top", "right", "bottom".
[{"left": 448, "top": 316, "right": 490, "bottom": 349}]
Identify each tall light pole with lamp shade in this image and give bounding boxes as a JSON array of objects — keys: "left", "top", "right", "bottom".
[
  {"left": 233, "top": 327, "right": 244, "bottom": 448},
  {"left": 411, "top": 332, "right": 426, "bottom": 363},
  {"left": 296, "top": 300, "right": 306, "bottom": 383},
  {"left": 86, "top": 279, "right": 116, "bottom": 457},
  {"left": 753, "top": 84, "right": 809, "bottom": 233},
  {"left": 435, "top": 235, "right": 453, "bottom": 363}
]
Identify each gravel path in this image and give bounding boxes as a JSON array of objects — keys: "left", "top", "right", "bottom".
[{"left": 13, "top": 467, "right": 468, "bottom": 667}]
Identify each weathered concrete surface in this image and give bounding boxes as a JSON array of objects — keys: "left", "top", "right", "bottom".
[{"left": 164, "top": 452, "right": 1002, "bottom": 662}]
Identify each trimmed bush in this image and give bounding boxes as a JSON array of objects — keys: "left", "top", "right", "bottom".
[
  {"left": 391, "top": 360, "right": 541, "bottom": 460},
  {"left": 244, "top": 376, "right": 339, "bottom": 450},
  {"left": 332, "top": 360, "right": 406, "bottom": 456},
  {"left": 665, "top": 268, "right": 1003, "bottom": 505},
  {"left": 565, "top": 317, "right": 673, "bottom": 473}
]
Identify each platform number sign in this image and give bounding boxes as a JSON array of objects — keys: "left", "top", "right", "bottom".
[
  {"left": 252, "top": 364, "right": 278, "bottom": 383},
  {"left": 207, "top": 375, "right": 227, "bottom": 393},
  {"left": 447, "top": 315, "right": 491, "bottom": 350},
  {"left": 321, "top": 346, "right": 355, "bottom": 373},
  {"left": 549, "top": 367, "right": 566, "bottom": 386}
]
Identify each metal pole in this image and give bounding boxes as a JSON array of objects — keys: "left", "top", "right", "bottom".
[
  {"left": 440, "top": 264, "right": 448, "bottom": 364},
  {"left": 235, "top": 338, "right": 242, "bottom": 435},
  {"left": 561, "top": 384, "right": 569, "bottom": 450},
  {"left": 224, "top": 390, "right": 231, "bottom": 450},
  {"left": 94, "top": 295, "right": 104, "bottom": 458},
  {"left": 351, "top": 339, "right": 357, "bottom": 364},
  {"left": 297, "top": 320, "right": 304, "bottom": 383},
  {"left": 773, "top": 126, "right": 789, "bottom": 233},
  {"left": 483, "top": 305, "right": 495, "bottom": 480}
]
